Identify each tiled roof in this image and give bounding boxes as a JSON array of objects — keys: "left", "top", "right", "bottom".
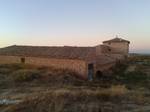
[
  {"left": 103, "top": 38, "right": 130, "bottom": 43},
  {"left": 0, "top": 45, "right": 96, "bottom": 60}
]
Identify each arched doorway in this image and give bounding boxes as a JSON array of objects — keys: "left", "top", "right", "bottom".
[{"left": 96, "top": 70, "right": 103, "bottom": 79}]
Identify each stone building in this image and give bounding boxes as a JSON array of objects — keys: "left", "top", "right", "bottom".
[
  {"left": 103, "top": 37, "right": 130, "bottom": 56},
  {"left": 0, "top": 37, "right": 130, "bottom": 80}
]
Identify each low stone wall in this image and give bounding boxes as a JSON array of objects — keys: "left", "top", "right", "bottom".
[{"left": 0, "top": 55, "right": 87, "bottom": 79}]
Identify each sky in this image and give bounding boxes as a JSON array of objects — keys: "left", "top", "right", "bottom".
[{"left": 0, "top": 0, "right": 150, "bottom": 53}]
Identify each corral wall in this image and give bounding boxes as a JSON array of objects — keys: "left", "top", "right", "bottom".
[{"left": 0, "top": 55, "right": 87, "bottom": 79}]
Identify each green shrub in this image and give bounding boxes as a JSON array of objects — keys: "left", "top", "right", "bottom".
[
  {"left": 121, "top": 71, "right": 148, "bottom": 86},
  {"left": 0, "top": 64, "right": 24, "bottom": 70},
  {"left": 112, "top": 62, "right": 128, "bottom": 75},
  {"left": 0, "top": 64, "right": 39, "bottom": 72},
  {"left": 12, "top": 69, "right": 41, "bottom": 82},
  {"left": 0, "top": 68, "right": 12, "bottom": 74}
]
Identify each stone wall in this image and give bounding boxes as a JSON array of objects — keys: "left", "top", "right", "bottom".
[
  {"left": 0, "top": 55, "right": 87, "bottom": 79},
  {"left": 103, "top": 42, "right": 129, "bottom": 55},
  {"left": 95, "top": 62, "right": 115, "bottom": 73},
  {"left": 109, "top": 54, "right": 126, "bottom": 60},
  {"left": 95, "top": 45, "right": 111, "bottom": 55}
]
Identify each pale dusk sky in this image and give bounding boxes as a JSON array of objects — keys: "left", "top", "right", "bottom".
[{"left": 0, "top": 0, "right": 150, "bottom": 53}]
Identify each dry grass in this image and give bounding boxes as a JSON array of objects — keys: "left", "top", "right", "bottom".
[
  {"left": 0, "top": 61, "right": 150, "bottom": 112},
  {"left": 0, "top": 64, "right": 87, "bottom": 93},
  {"left": 6, "top": 85, "right": 128, "bottom": 112},
  {"left": 12, "top": 69, "right": 41, "bottom": 82}
]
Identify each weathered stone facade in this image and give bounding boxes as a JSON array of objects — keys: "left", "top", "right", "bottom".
[
  {"left": 0, "top": 37, "right": 130, "bottom": 80},
  {"left": 0, "top": 55, "right": 87, "bottom": 79},
  {"left": 103, "top": 37, "right": 130, "bottom": 56}
]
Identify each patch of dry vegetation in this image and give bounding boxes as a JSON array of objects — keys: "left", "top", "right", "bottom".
[
  {"left": 12, "top": 69, "right": 41, "bottom": 82},
  {"left": 6, "top": 85, "right": 128, "bottom": 112},
  {"left": 1, "top": 56, "right": 150, "bottom": 112},
  {"left": 0, "top": 64, "right": 85, "bottom": 88},
  {"left": 0, "top": 64, "right": 116, "bottom": 89}
]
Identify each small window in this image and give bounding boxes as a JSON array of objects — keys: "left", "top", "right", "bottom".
[
  {"left": 108, "top": 48, "right": 111, "bottom": 52},
  {"left": 21, "top": 57, "right": 25, "bottom": 64},
  {"left": 108, "top": 42, "right": 111, "bottom": 45}
]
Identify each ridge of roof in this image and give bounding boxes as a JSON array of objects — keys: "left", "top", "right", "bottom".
[
  {"left": 4, "top": 45, "right": 94, "bottom": 48},
  {"left": 103, "top": 37, "right": 130, "bottom": 43}
]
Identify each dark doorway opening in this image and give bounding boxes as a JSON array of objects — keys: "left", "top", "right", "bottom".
[
  {"left": 88, "top": 63, "right": 94, "bottom": 81},
  {"left": 96, "top": 70, "right": 103, "bottom": 79},
  {"left": 21, "top": 57, "right": 25, "bottom": 64}
]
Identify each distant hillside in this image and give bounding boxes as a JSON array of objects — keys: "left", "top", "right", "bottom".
[{"left": 130, "top": 53, "right": 150, "bottom": 56}]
